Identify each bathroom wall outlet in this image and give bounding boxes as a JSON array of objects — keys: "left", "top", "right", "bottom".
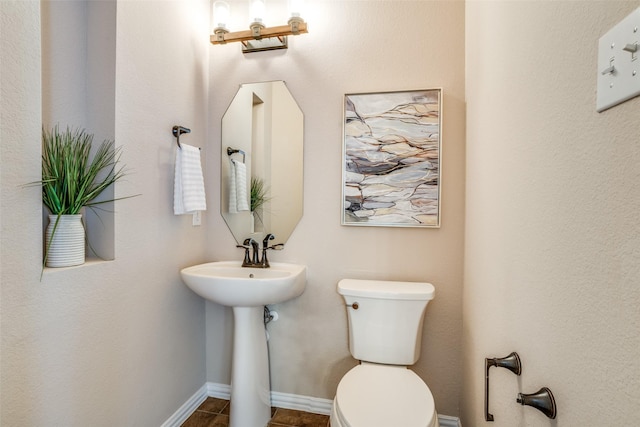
[
  {"left": 597, "top": 7, "right": 640, "bottom": 112},
  {"left": 192, "top": 211, "right": 201, "bottom": 226}
]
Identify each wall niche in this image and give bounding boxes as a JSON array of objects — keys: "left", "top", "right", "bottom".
[{"left": 41, "top": 0, "right": 117, "bottom": 265}]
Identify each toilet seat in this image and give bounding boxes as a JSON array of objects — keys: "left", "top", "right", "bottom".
[{"left": 332, "top": 363, "right": 438, "bottom": 427}]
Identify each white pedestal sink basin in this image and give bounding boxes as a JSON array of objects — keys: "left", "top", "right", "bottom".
[
  {"left": 180, "top": 261, "right": 306, "bottom": 307},
  {"left": 180, "top": 261, "right": 307, "bottom": 427}
]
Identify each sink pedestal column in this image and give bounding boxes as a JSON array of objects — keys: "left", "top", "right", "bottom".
[{"left": 229, "top": 306, "right": 271, "bottom": 427}]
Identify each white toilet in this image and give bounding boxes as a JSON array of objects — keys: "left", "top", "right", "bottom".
[{"left": 331, "top": 279, "right": 439, "bottom": 427}]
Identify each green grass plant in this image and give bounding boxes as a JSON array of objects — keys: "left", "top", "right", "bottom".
[
  {"left": 250, "top": 176, "right": 270, "bottom": 213},
  {"left": 250, "top": 176, "right": 271, "bottom": 228},
  {"left": 41, "top": 125, "right": 126, "bottom": 215}
]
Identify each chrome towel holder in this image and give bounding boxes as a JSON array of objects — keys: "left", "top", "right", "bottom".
[
  {"left": 227, "top": 147, "right": 246, "bottom": 163},
  {"left": 172, "top": 125, "right": 191, "bottom": 149}
]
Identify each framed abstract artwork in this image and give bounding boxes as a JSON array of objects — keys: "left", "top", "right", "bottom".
[{"left": 342, "top": 88, "right": 442, "bottom": 227}]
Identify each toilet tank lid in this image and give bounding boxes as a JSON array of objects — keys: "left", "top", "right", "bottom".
[{"left": 338, "top": 279, "right": 435, "bottom": 300}]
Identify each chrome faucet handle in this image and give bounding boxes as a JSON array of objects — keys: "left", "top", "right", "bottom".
[
  {"left": 238, "top": 238, "right": 256, "bottom": 266},
  {"left": 259, "top": 237, "right": 284, "bottom": 268},
  {"left": 236, "top": 246, "right": 251, "bottom": 266},
  {"left": 238, "top": 238, "right": 256, "bottom": 251}
]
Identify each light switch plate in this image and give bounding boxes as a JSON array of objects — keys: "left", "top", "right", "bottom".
[
  {"left": 192, "top": 210, "right": 201, "bottom": 226},
  {"left": 597, "top": 7, "right": 640, "bottom": 112}
]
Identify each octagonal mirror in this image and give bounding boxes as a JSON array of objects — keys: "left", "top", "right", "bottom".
[{"left": 221, "top": 81, "right": 304, "bottom": 245}]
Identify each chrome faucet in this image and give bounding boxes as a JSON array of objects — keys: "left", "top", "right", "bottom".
[
  {"left": 237, "top": 234, "right": 284, "bottom": 268},
  {"left": 250, "top": 239, "right": 260, "bottom": 265}
]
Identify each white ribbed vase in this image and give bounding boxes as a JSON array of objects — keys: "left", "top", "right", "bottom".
[{"left": 45, "top": 214, "right": 85, "bottom": 268}]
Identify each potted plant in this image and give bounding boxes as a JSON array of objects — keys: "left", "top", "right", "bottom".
[{"left": 39, "top": 125, "right": 131, "bottom": 268}]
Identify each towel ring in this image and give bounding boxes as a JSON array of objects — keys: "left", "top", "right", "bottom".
[{"left": 227, "top": 147, "right": 246, "bottom": 163}]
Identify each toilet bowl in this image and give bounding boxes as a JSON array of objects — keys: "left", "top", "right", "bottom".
[
  {"left": 330, "top": 363, "right": 439, "bottom": 427},
  {"left": 332, "top": 279, "right": 439, "bottom": 427}
]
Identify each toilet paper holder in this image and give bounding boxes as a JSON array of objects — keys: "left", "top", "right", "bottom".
[
  {"left": 484, "top": 352, "right": 521, "bottom": 421},
  {"left": 517, "top": 387, "right": 557, "bottom": 419}
]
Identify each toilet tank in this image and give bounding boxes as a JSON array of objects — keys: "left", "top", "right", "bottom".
[{"left": 338, "top": 279, "right": 435, "bottom": 365}]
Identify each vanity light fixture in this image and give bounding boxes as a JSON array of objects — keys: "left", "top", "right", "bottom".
[{"left": 211, "top": 0, "right": 308, "bottom": 53}]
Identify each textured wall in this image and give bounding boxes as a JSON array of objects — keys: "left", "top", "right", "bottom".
[
  {"left": 0, "top": 3, "right": 43, "bottom": 423},
  {"left": 0, "top": 1, "right": 211, "bottom": 425},
  {"left": 206, "top": 0, "right": 466, "bottom": 417},
  {"left": 464, "top": 1, "right": 640, "bottom": 425}
]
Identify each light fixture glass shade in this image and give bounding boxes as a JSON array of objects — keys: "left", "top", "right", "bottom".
[
  {"left": 288, "top": 0, "right": 304, "bottom": 19},
  {"left": 213, "top": 1, "right": 230, "bottom": 31},
  {"left": 250, "top": 0, "right": 266, "bottom": 25}
]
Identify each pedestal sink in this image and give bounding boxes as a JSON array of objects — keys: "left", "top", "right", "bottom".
[{"left": 180, "top": 261, "right": 307, "bottom": 427}]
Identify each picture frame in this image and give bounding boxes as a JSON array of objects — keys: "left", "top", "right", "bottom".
[{"left": 342, "top": 88, "right": 442, "bottom": 228}]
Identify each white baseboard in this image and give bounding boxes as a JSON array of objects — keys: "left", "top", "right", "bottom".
[
  {"left": 163, "top": 382, "right": 461, "bottom": 427},
  {"left": 271, "top": 389, "right": 334, "bottom": 415},
  {"left": 204, "top": 382, "right": 334, "bottom": 414},
  {"left": 206, "top": 381, "right": 231, "bottom": 399},
  {"left": 160, "top": 384, "right": 208, "bottom": 427},
  {"left": 438, "top": 414, "right": 463, "bottom": 427}
]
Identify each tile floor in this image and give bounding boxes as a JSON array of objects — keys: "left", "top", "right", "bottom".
[{"left": 181, "top": 397, "right": 331, "bottom": 427}]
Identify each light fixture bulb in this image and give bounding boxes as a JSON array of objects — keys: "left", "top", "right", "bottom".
[
  {"left": 213, "top": 1, "right": 230, "bottom": 31},
  {"left": 287, "top": 0, "right": 304, "bottom": 34},
  {"left": 288, "top": 0, "right": 305, "bottom": 19},
  {"left": 250, "top": 0, "right": 266, "bottom": 25}
]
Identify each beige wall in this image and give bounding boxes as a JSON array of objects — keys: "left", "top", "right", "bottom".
[
  {"left": 16, "top": 1, "right": 640, "bottom": 425},
  {"left": 464, "top": 1, "right": 640, "bottom": 425},
  {"left": 207, "top": 0, "right": 466, "bottom": 417},
  {"left": 1, "top": 1, "right": 211, "bottom": 425}
]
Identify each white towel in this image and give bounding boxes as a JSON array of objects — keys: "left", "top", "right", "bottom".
[
  {"left": 228, "top": 159, "right": 249, "bottom": 213},
  {"left": 228, "top": 159, "right": 238, "bottom": 214},
  {"left": 235, "top": 161, "right": 249, "bottom": 212},
  {"left": 174, "top": 144, "right": 206, "bottom": 215}
]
